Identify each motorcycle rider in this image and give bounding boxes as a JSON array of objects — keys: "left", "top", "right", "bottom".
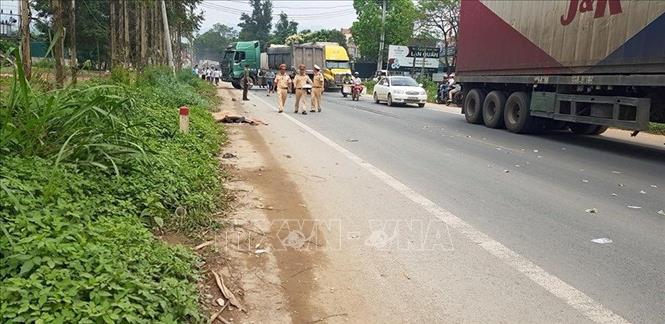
[
  {"left": 447, "top": 73, "right": 461, "bottom": 104},
  {"left": 352, "top": 72, "right": 362, "bottom": 85}
]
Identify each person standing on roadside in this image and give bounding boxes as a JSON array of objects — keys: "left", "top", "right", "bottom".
[
  {"left": 241, "top": 65, "right": 251, "bottom": 101},
  {"left": 265, "top": 69, "right": 276, "bottom": 96},
  {"left": 213, "top": 68, "right": 221, "bottom": 86},
  {"left": 274, "top": 64, "right": 291, "bottom": 112},
  {"left": 311, "top": 65, "right": 324, "bottom": 112},
  {"left": 293, "top": 64, "right": 312, "bottom": 115}
]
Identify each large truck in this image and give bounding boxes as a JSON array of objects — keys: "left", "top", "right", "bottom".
[
  {"left": 221, "top": 41, "right": 261, "bottom": 89},
  {"left": 456, "top": 0, "right": 665, "bottom": 134},
  {"left": 321, "top": 43, "right": 352, "bottom": 90},
  {"left": 262, "top": 43, "right": 351, "bottom": 91}
]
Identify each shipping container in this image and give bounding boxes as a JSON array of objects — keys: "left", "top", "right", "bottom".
[{"left": 456, "top": 0, "right": 665, "bottom": 134}]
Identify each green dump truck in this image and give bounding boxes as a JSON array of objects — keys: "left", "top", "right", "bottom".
[{"left": 221, "top": 41, "right": 261, "bottom": 89}]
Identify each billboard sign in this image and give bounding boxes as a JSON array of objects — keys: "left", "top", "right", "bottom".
[{"left": 388, "top": 45, "right": 440, "bottom": 70}]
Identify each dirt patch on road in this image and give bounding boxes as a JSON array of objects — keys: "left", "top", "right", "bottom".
[{"left": 194, "top": 85, "right": 330, "bottom": 323}]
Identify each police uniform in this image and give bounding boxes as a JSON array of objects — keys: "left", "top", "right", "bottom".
[
  {"left": 293, "top": 73, "right": 312, "bottom": 113},
  {"left": 274, "top": 72, "right": 291, "bottom": 112},
  {"left": 311, "top": 66, "right": 324, "bottom": 112}
]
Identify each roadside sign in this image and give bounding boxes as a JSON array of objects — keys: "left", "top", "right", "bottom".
[{"left": 388, "top": 45, "right": 440, "bottom": 70}]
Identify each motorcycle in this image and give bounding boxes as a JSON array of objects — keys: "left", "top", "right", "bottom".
[
  {"left": 351, "top": 84, "right": 364, "bottom": 101},
  {"left": 446, "top": 86, "right": 464, "bottom": 107},
  {"left": 436, "top": 83, "right": 449, "bottom": 104}
]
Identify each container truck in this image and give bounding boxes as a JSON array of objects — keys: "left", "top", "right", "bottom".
[
  {"left": 221, "top": 41, "right": 261, "bottom": 89},
  {"left": 263, "top": 44, "right": 325, "bottom": 92},
  {"left": 456, "top": 0, "right": 665, "bottom": 134}
]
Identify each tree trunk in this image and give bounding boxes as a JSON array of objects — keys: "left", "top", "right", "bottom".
[
  {"left": 110, "top": 0, "right": 117, "bottom": 67},
  {"left": 69, "top": 0, "right": 77, "bottom": 84},
  {"left": 20, "top": 0, "right": 32, "bottom": 80},
  {"left": 52, "top": 0, "right": 65, "bottom": 88},
  {"left": 122, "top": 0, "right": 130, "bottom": 65},
  {"left": 140, "top": 1, "right": 147, "bottom": 68}
]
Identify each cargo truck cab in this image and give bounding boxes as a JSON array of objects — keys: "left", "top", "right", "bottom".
[
  {"left": 322, "top": 44, "right": 351, "bottom": 90},
  {"left": 221, "top": 41, "right": 261, "bottom": 89}
]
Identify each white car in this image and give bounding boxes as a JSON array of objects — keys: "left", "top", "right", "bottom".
[{"left": 373, "top": 76, "right": 427, "bottom": 107}]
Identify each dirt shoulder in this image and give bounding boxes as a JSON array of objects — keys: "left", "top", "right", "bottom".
[{"left": 191, "top": 86, "right": 331, "bottom": 324}]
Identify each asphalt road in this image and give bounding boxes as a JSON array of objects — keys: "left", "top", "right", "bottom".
[{"left": 241, "top": 87, "right": 665, "bottom": 323}]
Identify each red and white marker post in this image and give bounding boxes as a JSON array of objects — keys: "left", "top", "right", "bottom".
[{"left": 179, "top": 106, "right": 189, "bottom": 133}]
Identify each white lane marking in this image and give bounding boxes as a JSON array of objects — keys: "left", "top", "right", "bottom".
[{"left": 250, "top": 92, "right": 631, "bottom": 324}]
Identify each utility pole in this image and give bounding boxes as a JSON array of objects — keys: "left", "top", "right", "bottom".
[
  {"left": 160, "top": 0, "right": 175, "bottom": 75},
  {"left": 376, "top": 0, "right": 386, "bottom": 72},
  {"left": 20, "top": 0, "right": 31, "bottom": 80}
]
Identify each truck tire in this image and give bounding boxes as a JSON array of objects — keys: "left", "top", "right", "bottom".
[
  {"left": 232, "top": 81, "right": 241, "bottom": 89},
  {"left": 504, "top": 92, "right": 537, "bottom": 134},
  {"left": 569, "top": 123, "right": 608, "bottom": 135},
  {"left": 464, "top": 89, "right": 486, "bottom": 124},
  {"left": 482, "top": 91, "right": 506, "bottom": 128}
]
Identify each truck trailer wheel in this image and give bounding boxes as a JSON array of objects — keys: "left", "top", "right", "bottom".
[
  {"left": 504, "top": 92, "right": 537, "bottom": 134},
  {"left": 569, "top": 123, "right": 608, "bottom": 135},
  {"left": 231, "top": 81, "right": 241, "bottom": 89},
  {"left": 464, "top": 89, "right": 486, "bottom": 124},
  {"left": 482, "top": 91, "right": 506, "bottom": 128}
]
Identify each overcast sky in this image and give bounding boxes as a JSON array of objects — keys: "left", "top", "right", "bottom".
[{"left": 198, "top": 0, "right": 357, "bottom": 34}]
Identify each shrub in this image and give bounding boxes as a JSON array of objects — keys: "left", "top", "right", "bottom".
[{"left": 1, "top": 50, "right": 224, "bottom": 322}]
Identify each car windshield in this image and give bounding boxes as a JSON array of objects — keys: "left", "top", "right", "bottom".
[
  {"left": 390, "top": 77, "right": 419, "bottom": 87},
  {"left": 326, "top": 61, "right": 350, "bottom": 69}
]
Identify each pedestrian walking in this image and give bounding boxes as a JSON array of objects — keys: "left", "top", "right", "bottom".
[
  {"left": 293, "top": 64, "right": 312, "bottom": 115},
  {"left": 241, "top": 65, "right": 251, "bottom": 101},
  {"left": 265, "top": 70, "right": 276, "bottom": 96},
  {"left": 311, "top": 65, "right": 324, "bottom": 112},
  {"left": 213, "top": 68, "right": 221, "bottom": 86},
  {"left": 274, "top": 64, "right": 291, "bottom": 112}
]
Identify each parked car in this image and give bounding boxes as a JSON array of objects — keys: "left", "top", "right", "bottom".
[{"left": 372, "top": 76, "right": 427, "bottom": 108}]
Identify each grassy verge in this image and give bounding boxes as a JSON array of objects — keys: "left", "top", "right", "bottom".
[
  {"left": 1, "top": 49, "right": 225, "bottom": 322},
  {"left": 647, "top": 122, "right": 665, "bottom": 135}
]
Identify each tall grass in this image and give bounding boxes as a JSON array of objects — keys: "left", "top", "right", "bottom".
[{"left": 1, "top": 48, "right": 144, "bottom": 173}]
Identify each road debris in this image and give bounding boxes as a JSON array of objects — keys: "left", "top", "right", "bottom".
[
  {"left": 537, "top": 155, "right": 543, "bottom": 158},
  {"left": 194, "top": 240, "right": 215, "bottom": 251},
  {"left": 533, "top": 149, "right": 539, "bottom": 153},
  {"left": 255, "top": 248, "right": 269, "bottom": 255},
  {"left": 215, "top": 298, "right": 226, "bottom": 307},
  {"left": 346, "top": 139, "right": 359, "bottom": 142},
  {"left": 211, "top": 271, "right": 244, "bottom": 312},
  {"left": 617, "top": 183, "right": 625, "bottom": 187},
  {"left": 591, "top": 238, "right": 613, "bottom": 244},
  {"left": 650, "top": 185, "right": 658, "bottom": 188},
  {"left": 284, "top": 154, "right": 292, "bottom": 158},
  {"left": 503, "top": 169, "right": 510, "bottom": 173},
  {"left": 209, "top": 300, "right": 230, "bottom": 324},
  {"left": 611, "top": 193, "right": 618, "bottom": 197},
  {"left": 582, "top": 179, "right": 589, "bottom": 183},
  {"left": 585, "top": 208, "right": 598, "bottom": 214},
  {"left": 627, "top": 205, "right": 642, "bottom": 209},
  {"left": 639, "top": 190, "right": 646, "bottom": 194},
  {"left": 222, "top": 153, "right": 237, "bottom": 159},
  {"left": 658, "top": 210, "right": 665, "bottom": 216},
  {"left": 306, "top": 313, "right": 349, "bottom": 324},
  {"left": 612, "top": 171, "right": 623, "bottom": 174}
]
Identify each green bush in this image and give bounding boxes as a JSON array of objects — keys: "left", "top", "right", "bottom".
[
  {"left": 364, "top": 80, "right": 377, "bottom": 94},
  {"left": 417, "top": 77, "right": 438, "bottom": 103},
  {"left": 1, "top": 51, "right": 224, "bottom": 322}
]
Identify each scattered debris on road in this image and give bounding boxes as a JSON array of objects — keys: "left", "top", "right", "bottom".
[
  {"left": 582, "top": 179, "right": 589, "bottom": 183},
  {"left": 212, "top": 270, "right": 244, "bottom": 312},
  {"left": 627, "top": 205, "right": 642, "bottom": 209},
  {"left": 194, "top": 240, "right": 215, "bottom": 250},
  {"left": 503, "top": 169, "right": 510, "bottom": 173},
  {"left": 640, "top": 190, "right": 647, "bottom": 194},
  {"left": 611, "top": 193, "right": 618, "bottom": 197},
  {"left": 222, "top": 152, "right": 237, "bottom": 159},
  {"left": 612, "top": 171, "right": 623, "bottom": 174},
  {"left": 591, "top": 238, "right": 613, "bottom": 244},
  {"left": 346, "top": 139, "right": 359, "bottom": 142},
  {"left": 658, "top": 210, "right": 665, "bottom": 216},
  {"left": 585, "top": 208, "right": 599, "bottom": 214},
  {"left": 284, "top": 154, "right": 292, "bottom": 158},
  {"left": 650, "top": 185, "right": 658, "bottom": 188},
  {"left": 255, "top": 249, "right": 269, "bottom": 255}
]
